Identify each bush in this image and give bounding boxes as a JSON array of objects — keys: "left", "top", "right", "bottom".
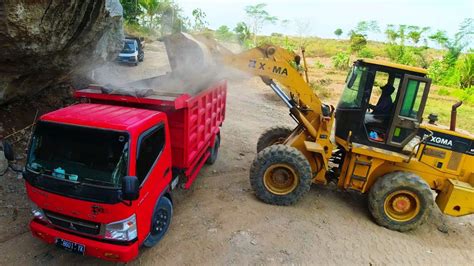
[
  {"left": 331, "top": 52, "right": 350, "bottom": 70},
  {"left": 458, "top": 53, "right": 474, "bottom": 89},
  {"left": 358, "top": 48, "right": 374, "bottom": 58},
  {"left": 313, "top": 60, "right": 324, "bottom": 69},
  {"left": 310, "top": 82, "right": 332, "bottom": 99}
]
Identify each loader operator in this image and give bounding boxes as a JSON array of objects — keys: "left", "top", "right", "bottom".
[{"left": 370, "top": 83, "right": 395, "bottom": 115}]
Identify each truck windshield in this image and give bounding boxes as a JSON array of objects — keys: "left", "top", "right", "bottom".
[
  {"left": 121, "top": 41, "right": 135, "bottom": 53},
  {"left": 26, "top": 122, "right": 129, "bottom": 189}
]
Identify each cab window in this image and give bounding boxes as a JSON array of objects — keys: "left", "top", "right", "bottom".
[
  {"left": 136, "top": 125, "right": 166, "bottom": 183},
  {"left": 338, "top": 66, "right": 368, "bottom": 109},
  {"left": 399, "top": 79, "right": 427, "bottom": 119}
]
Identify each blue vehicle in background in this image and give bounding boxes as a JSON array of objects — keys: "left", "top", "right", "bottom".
[{"left": 117, "top": 37, "right": 144, "bottom": 66}]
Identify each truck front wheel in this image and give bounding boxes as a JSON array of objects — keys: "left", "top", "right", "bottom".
[
  {"left": 368, "top": 171, "right": 433, "bottom": 232},
  {"left": 143, "top": 196, "right": 173, "bottom": 248},
  {"left": 250, "top": 144, "right": 312, "bottom": 205}
]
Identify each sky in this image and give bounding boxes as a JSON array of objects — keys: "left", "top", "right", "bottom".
[{"left": 177, "top": 0, "right": 473, "bottom": 41}]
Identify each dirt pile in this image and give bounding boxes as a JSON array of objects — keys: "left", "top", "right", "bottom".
[{"left": 0, "top": 0, "right": 123, "bottom": 105}]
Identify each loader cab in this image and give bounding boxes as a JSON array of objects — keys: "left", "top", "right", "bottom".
[{"left": 335, "top": 59, "right": 431, "bottom": 153}]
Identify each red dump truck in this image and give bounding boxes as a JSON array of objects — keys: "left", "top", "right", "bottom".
[{"left": 24, "top": 81, "right": 226, "bottom": 262}]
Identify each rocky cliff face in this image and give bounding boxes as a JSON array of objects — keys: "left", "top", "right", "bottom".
[{"left": 0, "top": 0, "right": 123, "bottom": 104}]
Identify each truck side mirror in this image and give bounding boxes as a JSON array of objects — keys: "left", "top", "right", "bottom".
[
  {"left": 1, "top": 140, "right": 15, "bottom": 161},
  {"left": 122, "top": 176, "right": 140, "bottom": 201}
]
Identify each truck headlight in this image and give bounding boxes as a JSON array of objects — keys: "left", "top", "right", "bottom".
[
  {"left": 30, "top": 202, "right": 49, "bottom": 223},
  {"left": 104, "top": 214, "right": 137, "bottom": 241}
]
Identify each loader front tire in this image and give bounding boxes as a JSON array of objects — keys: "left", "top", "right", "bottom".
[
  {"left": 250, "top": 144, "right": 312, "bottom": 205},
  {"left": 256, "top": 126, "right": 293, "bottom": 153},
  {"left": 368, "top": 171, "right": 433, "bottom": 232}
]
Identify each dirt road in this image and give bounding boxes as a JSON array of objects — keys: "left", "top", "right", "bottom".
[{"left": 0, "top": 41, "right": 473, "bottom": 265}]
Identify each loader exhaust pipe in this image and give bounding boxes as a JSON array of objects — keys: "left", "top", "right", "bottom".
[{"left": 450, "top": 101, "right": 463, "bottom": 131}]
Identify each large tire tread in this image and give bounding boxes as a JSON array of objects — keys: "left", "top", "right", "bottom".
[
  {"left": 368, "top": 171, "right": 433, "bottom": 232},
  {"left": 250, "top": 144, "right": 312, "bottom": 206},
  {"left": 256, "top": 126, "right": 293, "bottom": 153}
]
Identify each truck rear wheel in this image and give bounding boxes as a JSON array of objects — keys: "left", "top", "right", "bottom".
[
  {"left": 250, "top": 144, "right": 312, "bottom": 205},
  {"left": 206, "top": 134, "right": 220, "bottom": 165},
  {"left": 256, "top": 126, "right": 292, "bottom": 153},
  {"left": 368, "top": 171, "right": 433, "bottom": 232},
  {"left": 143, "top": 196, "right": 173, "bottom": 248}
]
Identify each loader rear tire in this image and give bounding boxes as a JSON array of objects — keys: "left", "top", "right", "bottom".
[
  {"left": 368, "top": 171, "right": 433, "bottom": 232},
  {"left": 256, "top": 126, "right": 293, "bottom": 153},
  {"left": 250, "top": 144, "right": 312, "bottom": 205}
]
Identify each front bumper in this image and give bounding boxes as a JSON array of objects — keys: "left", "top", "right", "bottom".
[
  {"left": 30, "top": 220, "right": 139, "bottom": 262},
  {"left": 116, "top": 56, "right": 138, "bottom": 64}
]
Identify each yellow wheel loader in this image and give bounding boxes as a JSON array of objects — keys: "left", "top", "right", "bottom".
[{"left": 165, "top": 33, "right": 474, "bottom": 232}]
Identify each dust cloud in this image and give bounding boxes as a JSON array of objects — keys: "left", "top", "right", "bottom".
[{"left": 84, "top": 32, "right": 251, "bottom": 98}]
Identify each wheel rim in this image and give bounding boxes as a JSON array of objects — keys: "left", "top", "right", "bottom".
[
  {"left": 383, "top": 190, "right": 421, "bottom": 222},
  {"left": 152, "top": 208, "right": 169, "bottom": 235},
  {"left": 263, "top": 163, "right": 299, "bottom": 195},
  {"left": 271, "top": 137, "right": 286, "bottom": 146}
]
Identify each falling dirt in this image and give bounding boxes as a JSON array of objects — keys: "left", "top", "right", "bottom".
[{"left": 0, "top": 41, "right": 472, "bottom": 265}]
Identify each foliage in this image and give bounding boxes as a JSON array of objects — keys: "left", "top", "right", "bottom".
[
  {"left": 313, "top": 60, "right": 324, "bottom": 69},
  {"left": 384, "top": 24, "right": 431, "bottom": 67},
  {"left": 310, "top": 81, "right": 332, "bottom": 99},
  {"left": 121, "top": 0, "right": 142, "bottom": 24},
  {"left": 334, "top": 28, "right": 343, "bottom": 38},
  {"left": 331, "top": 52, "right": 350, "bottom": 70},
  {"left": 358, "top": 48, "right": 374, "bottom": 58},
  {"left": 191, "top": 8, "right": 208, "bottom": 32},
  {"left": 244, "top": 3, "right": 278, "bottom": 45},
  {"left": 234, "top": 22, "right": 252, "bottom": 47},
  {"left": 349, "top": 33, "right": 367, "bottom": 54},
  {"left": 354, "top": 20, "right": 380, "bottom": 37},
  {"left": 458, "top": 52, "right": 474, "bottom": 88},
  {"left": 215, "top": 25, "right": 234, "bottom": 41}
]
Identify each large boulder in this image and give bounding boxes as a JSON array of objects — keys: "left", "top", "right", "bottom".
[{"left": 0, "top": 0, "right": 123, "bottom": 104}]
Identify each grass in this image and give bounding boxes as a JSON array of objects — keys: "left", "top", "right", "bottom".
[{"left": 424, "top": 97, "right": 474, "bottom": 132}]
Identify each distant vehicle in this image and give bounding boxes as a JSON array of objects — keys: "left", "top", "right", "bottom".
[{"left": 117, "top": 38, "right": 144, "bottom": 66}]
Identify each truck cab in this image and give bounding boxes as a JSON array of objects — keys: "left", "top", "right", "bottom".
[{"left": 24, "top": 81, "right": 226, "bottom": 262}]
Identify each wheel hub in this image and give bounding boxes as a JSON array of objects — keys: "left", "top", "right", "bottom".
[
  {"left": 263, "top": 164, "right": 299, "bottom": 195},
  {"left": 153, "top": 209, "right": 168, "bottom": 234},
  {"left": 384, "top": 190, "right": 421, "bottom": 222}
]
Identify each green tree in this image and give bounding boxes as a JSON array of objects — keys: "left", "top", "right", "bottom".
[
  {"left": 121, "top": 0, "right": 142, "bottom": 24},
  {"left": 191, "top": 8, "right": 208, "bottom": 32},
  {"left": 234, "top": 22, "right": 252, "bottom": 46},
  {"left": 244, "top": 3, "right": 278, "bottom": 46},
  {"left": 215, "top": 25, "right": 234, "bottom": 41},
  {"left": 349, "top": 33, "right": 367, "bottom": 54},
  {"left": 334, "top": 28, "right": 343, "bottom": 38},
  {"left": 385, "top": 24, "right": 430, "bottom": 67}
]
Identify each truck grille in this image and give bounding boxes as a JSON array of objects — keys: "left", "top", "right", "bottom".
[{"left": 44, "top": 210, "right": 101, "bottom": 236}]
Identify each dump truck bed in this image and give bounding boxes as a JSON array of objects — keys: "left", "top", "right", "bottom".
[{"left": 74, "top": 80, "right": 227, "bottom": 172}]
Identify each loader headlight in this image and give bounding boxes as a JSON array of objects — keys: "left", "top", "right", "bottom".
[{"left": 104, "top": 214, "right": 137, "bottom": 241}]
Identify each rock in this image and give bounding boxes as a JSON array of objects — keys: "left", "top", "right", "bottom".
[
  {"left": 0, "top": 0, "right": 124, "bottom": 104},
  {"left": 0, "top": 151, "right": 8, "bottom": 174},
  {"left": 437, "top": 224, "right": 449, "bottom": 234}
]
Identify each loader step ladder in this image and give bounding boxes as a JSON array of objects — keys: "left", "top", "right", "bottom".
[{"left": 348, "top": 157, "right": 372, "bottom": 191}]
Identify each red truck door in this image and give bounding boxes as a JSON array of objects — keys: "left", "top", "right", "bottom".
[{"left": 132, "top": 120, "right": 173, "bottom": 244}]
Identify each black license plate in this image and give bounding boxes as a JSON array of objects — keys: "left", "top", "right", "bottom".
[{"left": 55, "top": 238, "right": 85, "bottom": 255}]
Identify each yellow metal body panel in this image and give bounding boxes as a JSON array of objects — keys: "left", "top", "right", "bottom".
[
  {"left": 360, "top": 58, "right": 428, "bottom": 75},
  {"left": 436, "top": 179, "right": 474, "bottom": 216}
]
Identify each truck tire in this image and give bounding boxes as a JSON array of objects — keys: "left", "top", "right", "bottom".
[
  {"left": 206, "top": 134, "right": 220, "bottom": 165},
  {"left": 143, "top": 196, "right": 173, "bottom": 248},
  {"left": 256, "top": 126, "right": 293, "bottom": 153},
  {"left": 250, "top": 144, "right": 312, "bottom": 205},
  {"left": 368, "top": 171, "right": 433, "bottom": 232}
]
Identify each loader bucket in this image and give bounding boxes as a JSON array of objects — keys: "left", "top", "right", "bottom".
[{"left": 163, "top": 32, "right": 233, "bottom": 77}]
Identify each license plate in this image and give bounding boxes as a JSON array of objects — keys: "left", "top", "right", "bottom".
[{"left": 55, "top": 238, "right": 85, "bottom": 255}]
